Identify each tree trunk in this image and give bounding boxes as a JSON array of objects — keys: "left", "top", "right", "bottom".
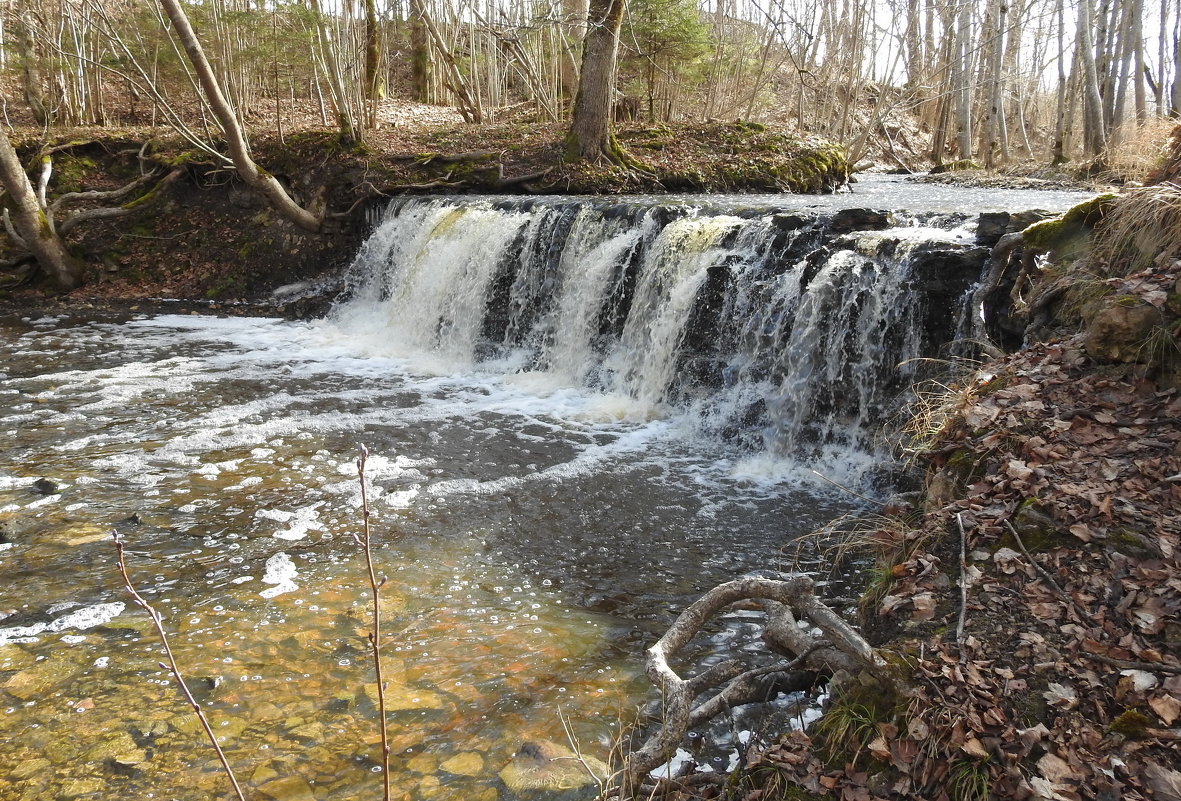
[
  {"left": 156, "top": 0, "right": 321, "bottom": 233},
  {"left": 13, "top": 7, "right": 49, "bottom": 126},
  {"left": 408, "top": 0, "right": 433, "bottom": 103},
  {"left": 0, "top": 135, "right": 80, "bottom": 291},
  {"left": 566, "top": 0, "right": 625, "bottom": 163},
  {"left": 559, "top": 0, "right": 589, "bottom": 99},
  {"left": 1078, "top": 0, "right": 1108, "bottom": 153},
  {"left": 363, "top": 0, "right": 384, "bottom": 128}
]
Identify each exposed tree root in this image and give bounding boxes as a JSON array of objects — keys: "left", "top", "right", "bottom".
[{"left": 622, "top": 572, "right": 881, "bottom": 792}]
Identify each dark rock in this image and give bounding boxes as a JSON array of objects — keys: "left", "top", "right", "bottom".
[
  {"left": 830, "top": 208, "right": 890, "bottom": 233},
  {"left": 975, "top": 210, "right": 1056, "bottom": 247},
  {"left": 32, "top": 478, "right": 58, "bottom": 495}
]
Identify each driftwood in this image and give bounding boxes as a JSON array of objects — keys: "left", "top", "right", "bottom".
[{"left": 623, "top": 573, "right": 880, "bottom": 788}]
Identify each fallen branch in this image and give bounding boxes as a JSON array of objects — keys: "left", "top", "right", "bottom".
[
  {"left": 624, "top": 573, "right": 879, "bottom": 786},
  {"left": 1002, "top": 519, "right": 1093, "bottom": 621}
]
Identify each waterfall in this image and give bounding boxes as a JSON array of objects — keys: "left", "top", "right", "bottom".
[{"left": 330, "top": 195, "right": 987, "bottom": 467}]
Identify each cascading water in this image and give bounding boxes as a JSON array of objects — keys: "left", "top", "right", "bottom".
[{"left": 332, "top": 195, "right": 987, "bottom": 481}]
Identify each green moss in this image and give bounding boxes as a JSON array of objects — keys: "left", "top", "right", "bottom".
[
  {"left": 1021, "top": 193, "right": 1118, "bottom": 257},
  {"left": 1109, "top": 709, "right": 1152, "bottom": 738}
]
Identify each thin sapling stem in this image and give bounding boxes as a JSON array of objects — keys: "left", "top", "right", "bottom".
[
  {"left": 112, "top": 532, "right": 247, "bottom": 801},
  {"left": 352, "top": 444, "right": 391, "bottom": 801}
]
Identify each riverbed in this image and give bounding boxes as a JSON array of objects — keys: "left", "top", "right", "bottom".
[{"left": 0, "top": 311, "right": 855, "bottom": 801}]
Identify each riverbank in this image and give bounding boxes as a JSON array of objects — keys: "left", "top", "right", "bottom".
[{"left": 0, "top": 120, "right": 846, "bottom": 301}]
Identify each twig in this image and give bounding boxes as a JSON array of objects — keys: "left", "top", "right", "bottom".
[
  {"left": 1002, "top": 519, "right": 1093, "bottom": 621},
  {"left": 1078, "top": 651, "right": 1181, "bottom": 676},
  {"left": 557, "top": 705, "right": 610, "bottom": 796},
  {"left": 955, "top": 513, "right": 969, "bottom": 658},
  {"left": 354, "top": 444, "right": 391, "bottom": 801},
  {"left": 112, "top": 532, "right": 247, "bottom": 801}
]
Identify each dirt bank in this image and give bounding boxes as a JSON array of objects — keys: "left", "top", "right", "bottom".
[{"left": 0, "top": 120, "right": 847, "bottom": 305}]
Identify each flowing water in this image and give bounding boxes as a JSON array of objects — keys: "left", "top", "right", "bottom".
[{"left": 0, "top": 178, "right": 1093, "bottom": 801}]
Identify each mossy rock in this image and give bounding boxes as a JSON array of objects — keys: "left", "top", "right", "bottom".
[
  {"left": 1109, "top": 709, "right": 1153, "bottom": 738},
  {"left": 1021, "top": 193, "right": 1118, "bottom": 259},
  {"left": 925, "top": 448, "right": 987, "bottom": 510}
]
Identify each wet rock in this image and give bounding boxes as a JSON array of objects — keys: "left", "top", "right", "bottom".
[
  {"left": 829, "top": 208, "right": 890, "bottom": 233},
  {"left": 974, "top": 210, "right": 1054, "bottom": 247},
  {"left": 1083, "top": 298, "right": 1162, "bottom": 362},
  {"left": 109, "top": 749, "right": 149, "bottom": 775},
  {"left": 4, "top": 654, "right": 85, "bottom": 699},
  {"left": 61, "top": 523, "right": 110, "bottom": 546},
  {"left": 287, "top": 722, "right": 324, "bottom": 742},
  {"left": 405, "top": 752, "right": 437, "bottom": 774},
  {"left": 10, "top": 758, "right": 50, "bottom": 781},
  {"left": 363, "top": 681, "right": 445, "bottom": 711},
  {"left": 59, "top": 778, "right": 105, "bottom": 799},
  {"left": 32, "top": 478, "right": 58, "bottom": 495},
  {"left": 498, "top": 740, "right": 609, "bottom": 792},
  {"left": 252, "top": 762, "right": 281, "bottom": 784},
  {"left": 83, "top": 731, "right": 139, "bottom": 763},
  {"left": 440, "top": 751, "right": 484, "bottom": 776},
  {"left": 130, "top": 718, "right": 169, "bottom": 743},
  {"left": 258, "top": 775, "right": 317, "bottom": 801}
]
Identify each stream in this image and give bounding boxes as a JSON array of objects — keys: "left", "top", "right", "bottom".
[{"left": 0, "top": 177, "right": 1094, "bottom": 801}]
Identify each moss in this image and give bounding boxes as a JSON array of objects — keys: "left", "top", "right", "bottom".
[
  {"left": 998, "top": 499, "right": 1074, "bottom": 552},
  {"left": 1103, "top": 528, "right": 1161, "bottom": 559},
  {"left": 1022, "top": 193, "right": 1118, "bottom": 257},
  {"left": 1109, "top": 709, "right": 1152, "bottom": 738}
]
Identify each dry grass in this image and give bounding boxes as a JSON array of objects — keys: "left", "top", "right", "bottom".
[
  {"left": 1100, "top": 117, "right": 1178, "bottom": 184},
  {"left": 1089, "top": 181, "right": 1181, "bottom": 276}
]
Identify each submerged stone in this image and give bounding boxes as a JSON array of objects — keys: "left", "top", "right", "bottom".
[
  {"left": 258, "top": 775, "right": 317, "bottom": 801},
  {"left": 498, "top": 740, "right": 609, "bottom": 792},
  {"left": 439, "top": 751, "right": 484, "bottom": 776}
]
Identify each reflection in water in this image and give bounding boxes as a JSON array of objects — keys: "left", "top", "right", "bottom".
[{"left": 0, "top": 314, "right": 853, "bottom": 801}]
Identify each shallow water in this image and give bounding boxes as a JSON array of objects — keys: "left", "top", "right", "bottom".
[{"left": 0, "top": 312, "right": 857, "bottom": 801}]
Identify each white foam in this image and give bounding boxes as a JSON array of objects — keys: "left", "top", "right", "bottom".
[
  {"left": 256, "top": 503, "right": 325, "bottom": 541},
  {"left": 259, "top": 552, "right": 298, "bottom": 598}
]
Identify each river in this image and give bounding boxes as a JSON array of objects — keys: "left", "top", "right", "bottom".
[{"left": 0, "top": 177, "right": 1093, "bottom": 801}]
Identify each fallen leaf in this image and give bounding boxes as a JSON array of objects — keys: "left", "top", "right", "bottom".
[
  {"left": 1037, "top": 752, "right": 1082, "bottom": 783},
  {"left": 1119, "top": 669, "right": 1159, "bottom": 693},
  {"left": 1006, "top": 459, "right": 1034, "bottom": 480},
  {"left": 911, "top": 592, "right": 936, "bottom": 621},
  {"left": 1144, "top": 763, "right": 1181, "bottom": 801},
  {"left": 993, "top": 547, "right": 1023, "bottom": 574},
  {"left": 1149, "top": 694, "right": 1181, "bottom": 725},
  {"left": 1043, "top": 682, "right": 1077, "bottom": 709},
  {"left": 961, "top": 737, "right": 990, "bottom": 759}
]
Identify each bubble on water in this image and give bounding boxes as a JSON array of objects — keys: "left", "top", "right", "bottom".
[
  {"left": 541, "top": 579, "right": 552, "bottom": 587},
  {"left": 338, "top": 659, "right": 351, "bottom": 666},
  {"left": 93, "top": 657, "right": 109, "bottom": 668},
  {"left": 370, "top": 767, "right": 383, "bottom": 773}
]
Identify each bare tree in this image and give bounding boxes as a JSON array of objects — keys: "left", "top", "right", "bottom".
[{"left": 156, "top": 0, "right": 322, "bottom": 232}]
